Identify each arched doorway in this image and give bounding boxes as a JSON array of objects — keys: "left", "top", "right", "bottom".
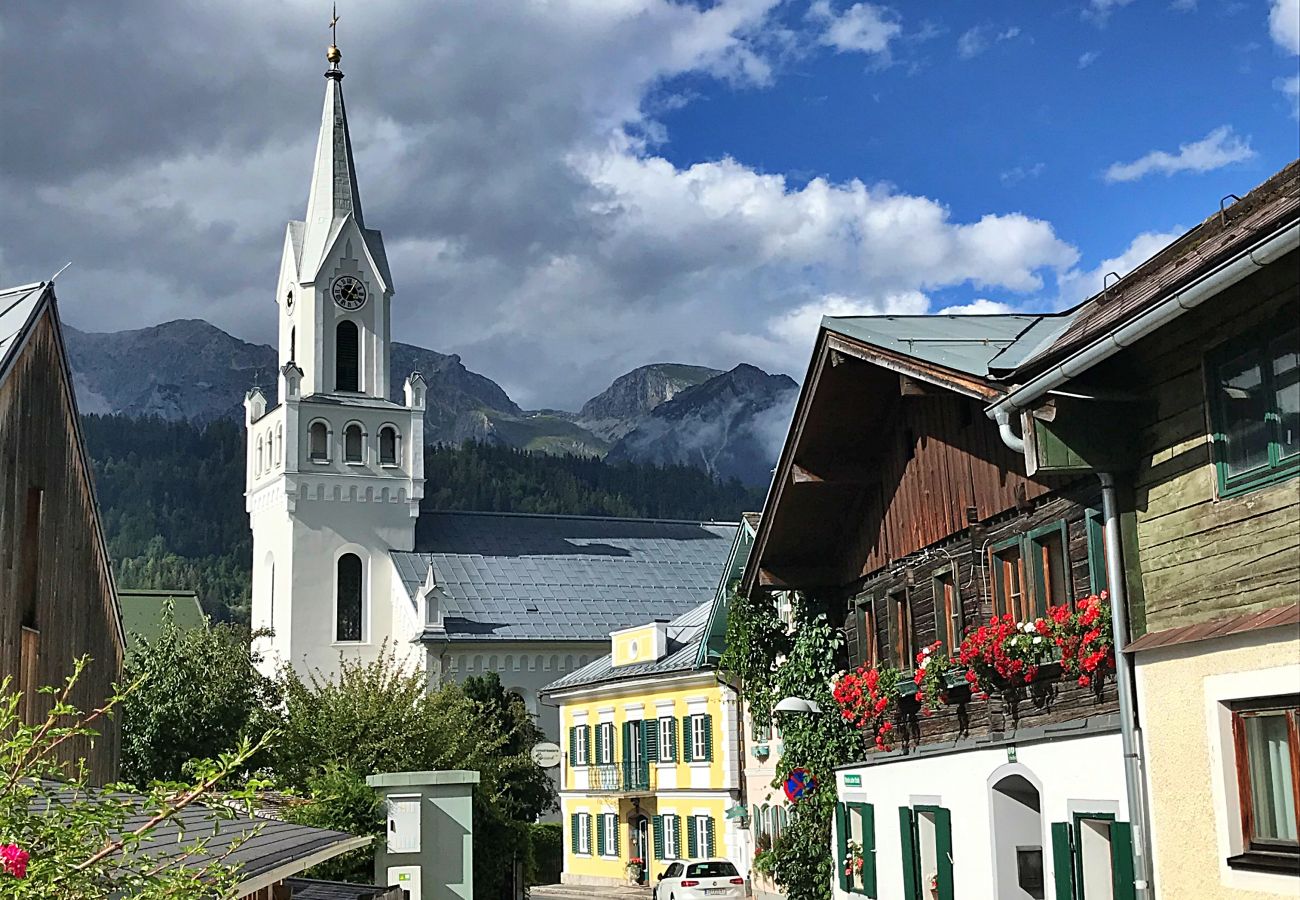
[
  {"left": 991, "top": 773, "right": 1046, "bottom": 899},
  {"left": 629, "top": 814, "right": 649, "bottom": 883}
]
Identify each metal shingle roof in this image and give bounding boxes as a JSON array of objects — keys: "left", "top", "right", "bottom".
[
  {"left": 0, "top": 282, "right": 48, "bottom": 380},
  {"left": 823, "top": 314, "right": 1046, "bottom": 379},
  {"left": 394, "top": 510, "right": 737, "bottom": 642},
  {"left": 540, "top": 601, "right": 713, "bottom": 693}
]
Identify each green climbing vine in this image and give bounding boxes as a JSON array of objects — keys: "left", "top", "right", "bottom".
[{"left": 721, "top": 590, "right": 866, "bottom": 900}]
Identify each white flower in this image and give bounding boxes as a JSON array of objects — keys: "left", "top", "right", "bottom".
[
  {"left": 1020, "top": 622, "right": 1034, "bottom": 634},
  {"left": 1033, "top": 636, "right": 1043, "bottom": 645},
  {"left": 919, "top": 658, "right": 930, "bottom": 670}
]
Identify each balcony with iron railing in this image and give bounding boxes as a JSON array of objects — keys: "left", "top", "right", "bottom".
[{"left": 582, "top": 760, "right": 655, "bottom": 795}]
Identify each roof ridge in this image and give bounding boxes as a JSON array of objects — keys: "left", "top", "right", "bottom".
[{"left": 419, "top": 508, "right": 740, "bottom": 527}]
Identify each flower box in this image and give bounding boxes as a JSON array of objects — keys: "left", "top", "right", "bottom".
[{"left": 942, "top": 667, "right": 972, "bottom": 692}]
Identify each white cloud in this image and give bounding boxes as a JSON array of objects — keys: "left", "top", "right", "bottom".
[
  {"left": 1078, "top": 50, "right": 1101, "bottom": 69},
  {"left": 957, "top": 24, "right": 1021, "bottom": 59},
  {"left": 1084, "top": 0, "right": 1136, "bottom": 25},
  {"left": 1270, "top": 0, "right": 1300, "bottom": 54},
  {"left": 1102, "top": 125, "right": 1256, "bottom": 183},
  {"left": 936, "top": 299, "right": 1017, "bottom": 314},
  {"left": 1278, "top": 74, "right": 1300, "bottom": 118},
  {"left": 1170, "top": 0, "right": 1197, "bottom": 11},
  {"left": 1, "top": 0, "right": 1082, "bottom": 409},
  {"left": 1000, "top": 162, "right": 1046, "bottom": 186},
  {"left": 809, "top": 1, "right": 902, "bottom": 57},
  {"left": 1057, "top": 229, "right": 1184, "bottom": 308}
]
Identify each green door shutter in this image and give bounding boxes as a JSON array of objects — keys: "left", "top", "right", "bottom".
[
  {"left": 706, "top": 817, "right": 716, "bottom": 857},
  {"left": 682, "top": 717, "right": 694, "bottom": 763},
  {"left": 1051, "top": 822, "right": 1076, "bottom": 900},
  {"left": 687, "top": 816, "right": 698, "bottom": 858},
  {"left": 860, "top": 803, "right": 878, "bottom": 897},
  {"left": 653, "top": 815, "right": 664, "bottom": 860},
  {"left": 1110, "top": 821, "right": 1136, "bottom": 900},
  {"left": 702, "top": 713, "right": 714, "bottom": 761},
  {"left": 835, "top": 803, "right": 849, "bottom": 891},
  {"left": 571, "top": 814, "right": 579, "bottom": 854},
  {"left": 934, "top": 806, "right": 954, "bottom": 900},
  {"left": 898, "top": 807, "right": 920, "bottom": 900}
]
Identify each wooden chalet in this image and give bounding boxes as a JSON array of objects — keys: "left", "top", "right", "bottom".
[{"left": 0, "top": 281, "right": 125, "bottom": 783}]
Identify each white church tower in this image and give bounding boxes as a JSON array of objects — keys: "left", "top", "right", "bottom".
[{"left": 245, "top": 34, "right": 426, "bottom": 678}]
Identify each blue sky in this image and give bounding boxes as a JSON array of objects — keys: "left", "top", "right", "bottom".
[{"left": 2, "top": 0, "right": 1298, "bottom": 407}]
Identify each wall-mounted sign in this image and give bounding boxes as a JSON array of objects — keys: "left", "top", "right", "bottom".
[
  {"left": 782, "top": 768, "right": 817, "bottom": 803},
  {"left": 1006, "top": 745, "right": 1018, "bottom": 764},
  {"left": 844, "top": 774, "right": 862, "bottom": 788},
  {"left": 530, "top": 742, "right": 562, "bottom": 769}
]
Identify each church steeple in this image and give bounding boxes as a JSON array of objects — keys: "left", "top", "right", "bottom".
[{"left": 300, "top": 16, "right": 364, "bottom": 279}]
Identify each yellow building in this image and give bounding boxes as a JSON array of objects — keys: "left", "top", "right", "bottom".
[{"left": 541, "top": 525, "right": 753, "bottom": 888}]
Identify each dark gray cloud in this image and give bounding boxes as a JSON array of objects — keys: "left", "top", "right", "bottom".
[{"left": 2, "top": 0, "right": 1079, "bottom": 409}]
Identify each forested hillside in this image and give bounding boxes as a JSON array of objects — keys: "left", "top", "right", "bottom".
[{"left": 82, "top": 415, "right": 766, "bottom": 623}]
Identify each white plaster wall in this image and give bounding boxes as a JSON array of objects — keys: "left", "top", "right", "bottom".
[{"left": 833, "top": 731, "right": 1126, "bottom": 900}]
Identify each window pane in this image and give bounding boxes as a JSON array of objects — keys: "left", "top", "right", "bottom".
[
  {"left": 380, "top": 427, "right": 397, "bottom": 465},
  {"left": 1217, "top": 351, "right": 1271, "bottom": 476},
  {"left": 345, "top": 426, "right": 363, "bottom": 462},
  {"left": 336, "top": 554, "right": 363, "bottom": 641},
  {"left": 1273, "top": 333, "right": 1299, "bottom": 460},
  {"left": 687, "top": 861, "right": 738, "bottom": 877},
  {"left": 1244, "top": 712, "right": 1298, "bottom": 843}
]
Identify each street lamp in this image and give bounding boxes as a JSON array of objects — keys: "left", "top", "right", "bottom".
[{"left": 773, "top": 696, "right": 822, "bottom": 715}]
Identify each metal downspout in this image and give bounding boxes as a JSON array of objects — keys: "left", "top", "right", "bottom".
[{"left": 1099, "top": 471, "right": 1155, "bottom": 898}]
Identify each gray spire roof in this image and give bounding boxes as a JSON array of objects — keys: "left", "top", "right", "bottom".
[{"left": 297, "top": 63, "right": 371, "bottom": 285}]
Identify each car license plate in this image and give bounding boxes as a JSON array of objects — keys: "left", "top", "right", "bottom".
[{"left": 704, "top": 890, "right": 726, "bottom": 896}]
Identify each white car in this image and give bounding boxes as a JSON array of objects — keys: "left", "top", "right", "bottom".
[{"left": 652, "top": 858, "right": 746, "bottom": 900}]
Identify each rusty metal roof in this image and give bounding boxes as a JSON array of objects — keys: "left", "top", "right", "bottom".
[
  {"left": 1125, "top": 603, "right": 1300, "bottom": 654},
  {"left": 1016, "top": 159, "right": 1300, "bottom": 377}
]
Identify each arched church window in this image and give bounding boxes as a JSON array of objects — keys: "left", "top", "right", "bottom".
[
  {"left": 379, "top": 425, "right": 398, "bottom": 466},
  {"left": 289, "top": 326, "right": 296, "bottom": 362},
  {"left": 255, "top": 436, "right": 264, "bottom": 475},
  {"left": 275, "top": 425, "right": 283, "bottom": 465},
  {"left": 336, "top": 553, "right": 363, "bottom": 642},
  {"left": 336, "top": 321, "right": 359, "bottom": 392},
  {"left": 344, "top": 424, "right": 364, "bottom": 463},
  {"left": 309, "top": 421, "right": 329, "bottom": 461}
]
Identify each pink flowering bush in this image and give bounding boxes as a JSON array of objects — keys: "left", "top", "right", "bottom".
[{"left": 0, "top": 657, "right": 269, "bottom": 899}]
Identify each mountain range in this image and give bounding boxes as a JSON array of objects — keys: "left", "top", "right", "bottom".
[{"left": 64, "top": 319, "right": 797, "bottom": 485}]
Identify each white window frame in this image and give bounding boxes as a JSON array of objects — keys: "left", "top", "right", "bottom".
[
  {"left": 576, "top": 812, "right": 591, "bottom": 855},
  {"left": 573, "top": 726, "right": 589, "bottom": 766},
  {"left": 693, "top": 814, "right": 710, "bottom": 858},
  {"left": 658, "top": 717, "right": 674, "bottom": 762},
  {"left": 602, "top": 813, "right": 619, "bottom": 859},
  {"left": 691, "top": 714, "right": 707, "bottom": 761},
  {"left": 662, "top": 812, "right": 679, "bottom": 859},
  {"left": 597, "top": 722, "right": 615, "bottom": 765}
]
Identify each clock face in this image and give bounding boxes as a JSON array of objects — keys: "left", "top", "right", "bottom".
[{"left": 331, "top": 275, "right": 368, "bottom": 311}]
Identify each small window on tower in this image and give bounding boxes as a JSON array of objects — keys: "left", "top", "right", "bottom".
[
  {"left": 344, "top": 424, "right": 364, "bottom": 463},
  {"left": 336, "top": 553, "right": 363, "bottom": 643},
  {"left": 336, "top": 321, "right": 359, "bottom": 392},
  {"left": 309, "top": 422, "right": 329, "bottom": 461},
  {"left": 379, "top": 426, "right": 398, "bottom": 466}
]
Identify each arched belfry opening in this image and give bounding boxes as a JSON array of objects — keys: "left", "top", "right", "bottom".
[{"left": 336, "top": 320, "right": 359, "bottom": 392}]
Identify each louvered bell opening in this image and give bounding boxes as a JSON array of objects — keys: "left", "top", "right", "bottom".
[{"left": 336, "top": 320, "right": 360, "bottom": 392}]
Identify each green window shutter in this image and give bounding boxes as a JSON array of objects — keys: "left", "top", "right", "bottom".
[
  {"left": 1085, "top": 510, "right": 1107, "bottom": 595},
  {"left": 568, "top": 726, "right": 576, "bottom": 762},
  {"left": 835, "top": 802, "right": 850, "bottom": 891},
  {"left": 668, "top": 717, "right": 678, "bottom": 761},
  {"left": 687, "top": 817, "right": 698, "bottom": 858},
  {"left": 571, "top": 814, "right": 579, "bottom": 854},
  {"left": 595, "top": 724, "right": 604, "bottom": 763},
  {"left": 596, "top": 814, "right": 605, "bottom": 857},
  {"left": 583, "top": 725, "right": 591, "bottom": 762},
  {"left": 682, "top": 717, "right": 694, "bottom": 763},
  {"left": 860, "top": 803, "right": 877, "bottom": 898},
  {"left": 898, "top": 807, "right": 919, "bottom": 900},
  {"left": 1051, "top": 822, "right": 1076, "bottom": 900},
  {"left": 706, "top": 816, "right": 716, "bottom": 857},
  {"left": 702, "top": 713, "right": 714, "bottom": 761},
  {"left": 933, "top": 807, "right": 954, "bottom": 900},
  {"left": 653, "top": 815, "right": 664, "bottom": 860},
  {"left": 1111, "top": 821, "right": 1136, "bottom": 900},
  {"left": 674, "top": 815, "right": 683, "bottom": 858},
  {"left": 622, "top": 721, "right": 631, "bottom": 762},
  {"left": 644, "top": 718, "right": 658, "bottom": 762},
  {"left": 589, "top": 814, "right": 595, "bottom": 857},
  {"left": 614, "top": 816, "right": 621, "bottom": 859}
]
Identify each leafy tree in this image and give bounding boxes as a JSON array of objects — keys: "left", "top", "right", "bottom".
[
  {"left": 279, "top": 765, "right": 382, "bottom": 883},
  {"left": 0, "top": 660, "right": 268, "bottom": 899},
  {"left": 462, "top": 673, "right": 555, "bottom": 821},
  {"left": 120, "top": 605, "right": 280, "bottom": 785}
]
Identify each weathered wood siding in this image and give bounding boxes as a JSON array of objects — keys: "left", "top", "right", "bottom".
[
  {"left": 850, "top": 391, "right": 1052, "bottom": 575},
  {"left": 0, "top": 307, "right": 122, "bottom": 782},
  {"left": 843, "top": 484, "right": 1118, "bottom": 749},
  {"left": 1120, "top": 254, "right": 1300, "bottom": 633}
]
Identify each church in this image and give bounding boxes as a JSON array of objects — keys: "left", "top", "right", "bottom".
[{"left": 244, "top": 36, "right": 737, "bottom": 743}]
